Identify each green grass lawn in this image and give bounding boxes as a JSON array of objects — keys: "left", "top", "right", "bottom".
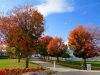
[
  {"left": 64, "top": 60, "right": 100, "bottom": 67},
  {"left": 59, "top": 60, "right": 100, "bottom": 70},
  {"left": 0, "top": 59, "right": 39, "bottom": 69}
]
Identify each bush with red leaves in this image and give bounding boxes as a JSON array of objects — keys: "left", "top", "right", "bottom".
[{"left": 0, "top": 67, "right": 45, "bottom": 75}]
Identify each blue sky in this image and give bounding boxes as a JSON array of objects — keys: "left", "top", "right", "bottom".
[{"left": 0, "top": 0, "right": 100, "bottom": 42}]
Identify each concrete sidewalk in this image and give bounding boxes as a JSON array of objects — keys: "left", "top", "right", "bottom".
[
  {"left": 32, "top": 59, "right": 100, "bottom": 75},
  {"left": 32, "top": 60, "right": 77, "bottom": 72},
  {"left": 52, "top": 71, "right": 100, "bottom": 75}
]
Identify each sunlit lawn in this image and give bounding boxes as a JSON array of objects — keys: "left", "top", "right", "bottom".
[
  {"left": 0, "top": 59, "right": 39, "bottom": 69},
  {"left": 60, "top": 60, "right": 100, "bottom": 70},
  {"left": 64, "top": 60, "right": 100, "bottom": 67}
]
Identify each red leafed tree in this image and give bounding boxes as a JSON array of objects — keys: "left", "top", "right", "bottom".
[
  {"left": 87, "top": 25, "right": 100, "bottom": 54},
  {"left": 68, "top": 25, "right": 97, "bottom": 70},
  {"left": 0, "top": 6, "right": 44, "bottom": 68},
  {"left": 47, "top": 37, "right": 67, "bottom": 62},
  {"left": 39, "top": 35, "right": 53, "bottom": 59},
  {"left": 7, "top": 25, "right": 22, "bottom": 62}
]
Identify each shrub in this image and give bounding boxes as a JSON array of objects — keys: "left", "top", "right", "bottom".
[{"left": 0, "top": 67, "right": 45, "bottom": 75}]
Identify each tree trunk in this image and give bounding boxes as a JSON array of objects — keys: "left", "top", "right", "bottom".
[
  {"left": 82, "top": 58, "right": 87, "bottom": 70},
  {"left": 25, "top": 56, "right": 29, "bottom": 68},
  {"left": 18, "top": 54, "right": 21, "bottom": 63},
  {"left": 18, "top": 57, "right": 20, "bottom": 63},
  {"left": 48, "top": 55, "right": 50, "bottom": 60},
  {"left": 57, "top": 57, "right": 59, "bottom": 63}
]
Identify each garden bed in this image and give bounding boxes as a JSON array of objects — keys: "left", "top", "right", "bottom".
[{"left": 0, "top": 67, "right": 45, "bottom": 75}]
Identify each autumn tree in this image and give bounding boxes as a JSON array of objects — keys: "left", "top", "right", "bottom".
[
  {"left": 0, "top": 17, "right": 24, "bottom": 62},
  {"left": 7, "top": 25, "right": 22, "bottom": 62},
  {"left": 39, "top": 35, "right": 53, "bottom": 59},
  {"left": 68, "top": 25, "right": 97, "bottom": 70},
  {"left": 47, "top": 37, "right": 67, "bottom": 62},
  {"left": 87, "top": 25, "right": 100, "bottom": 54},
  {"left": 0, "top": 6, "right": 44, "bottom": 68}
]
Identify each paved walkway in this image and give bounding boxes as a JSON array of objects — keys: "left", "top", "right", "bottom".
[
  {"left": 33, "top": 60, "right": 77, "bottom": 72},
  {"left": 52, "top": 71, "right": 100, "bottom": 75},
  {"left": 32, "top": 59, "right": 100, "bottom": 75}
]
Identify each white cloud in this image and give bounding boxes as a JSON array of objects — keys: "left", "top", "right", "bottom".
[{"left": 35, "top": 0, "right": 75, "bottom": 16}]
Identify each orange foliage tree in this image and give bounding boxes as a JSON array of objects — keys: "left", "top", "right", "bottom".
[
  {"left": 0, "top": 6, "right": 44, "bottom": 68},
  {"left": 39, "top": 35, "right": 53, "bottom": 59},
  {"left": 87, "top": 26, "right": 100, "bottom": 53},
  {"left": 47, "top": 37, "right": 67, "bottom": 62},
  {"left": 7, "top": 25, "right": 22, "bottom": 62},
  {"left": 68, "top": 25, "right": 97, "bottom": 70}
]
